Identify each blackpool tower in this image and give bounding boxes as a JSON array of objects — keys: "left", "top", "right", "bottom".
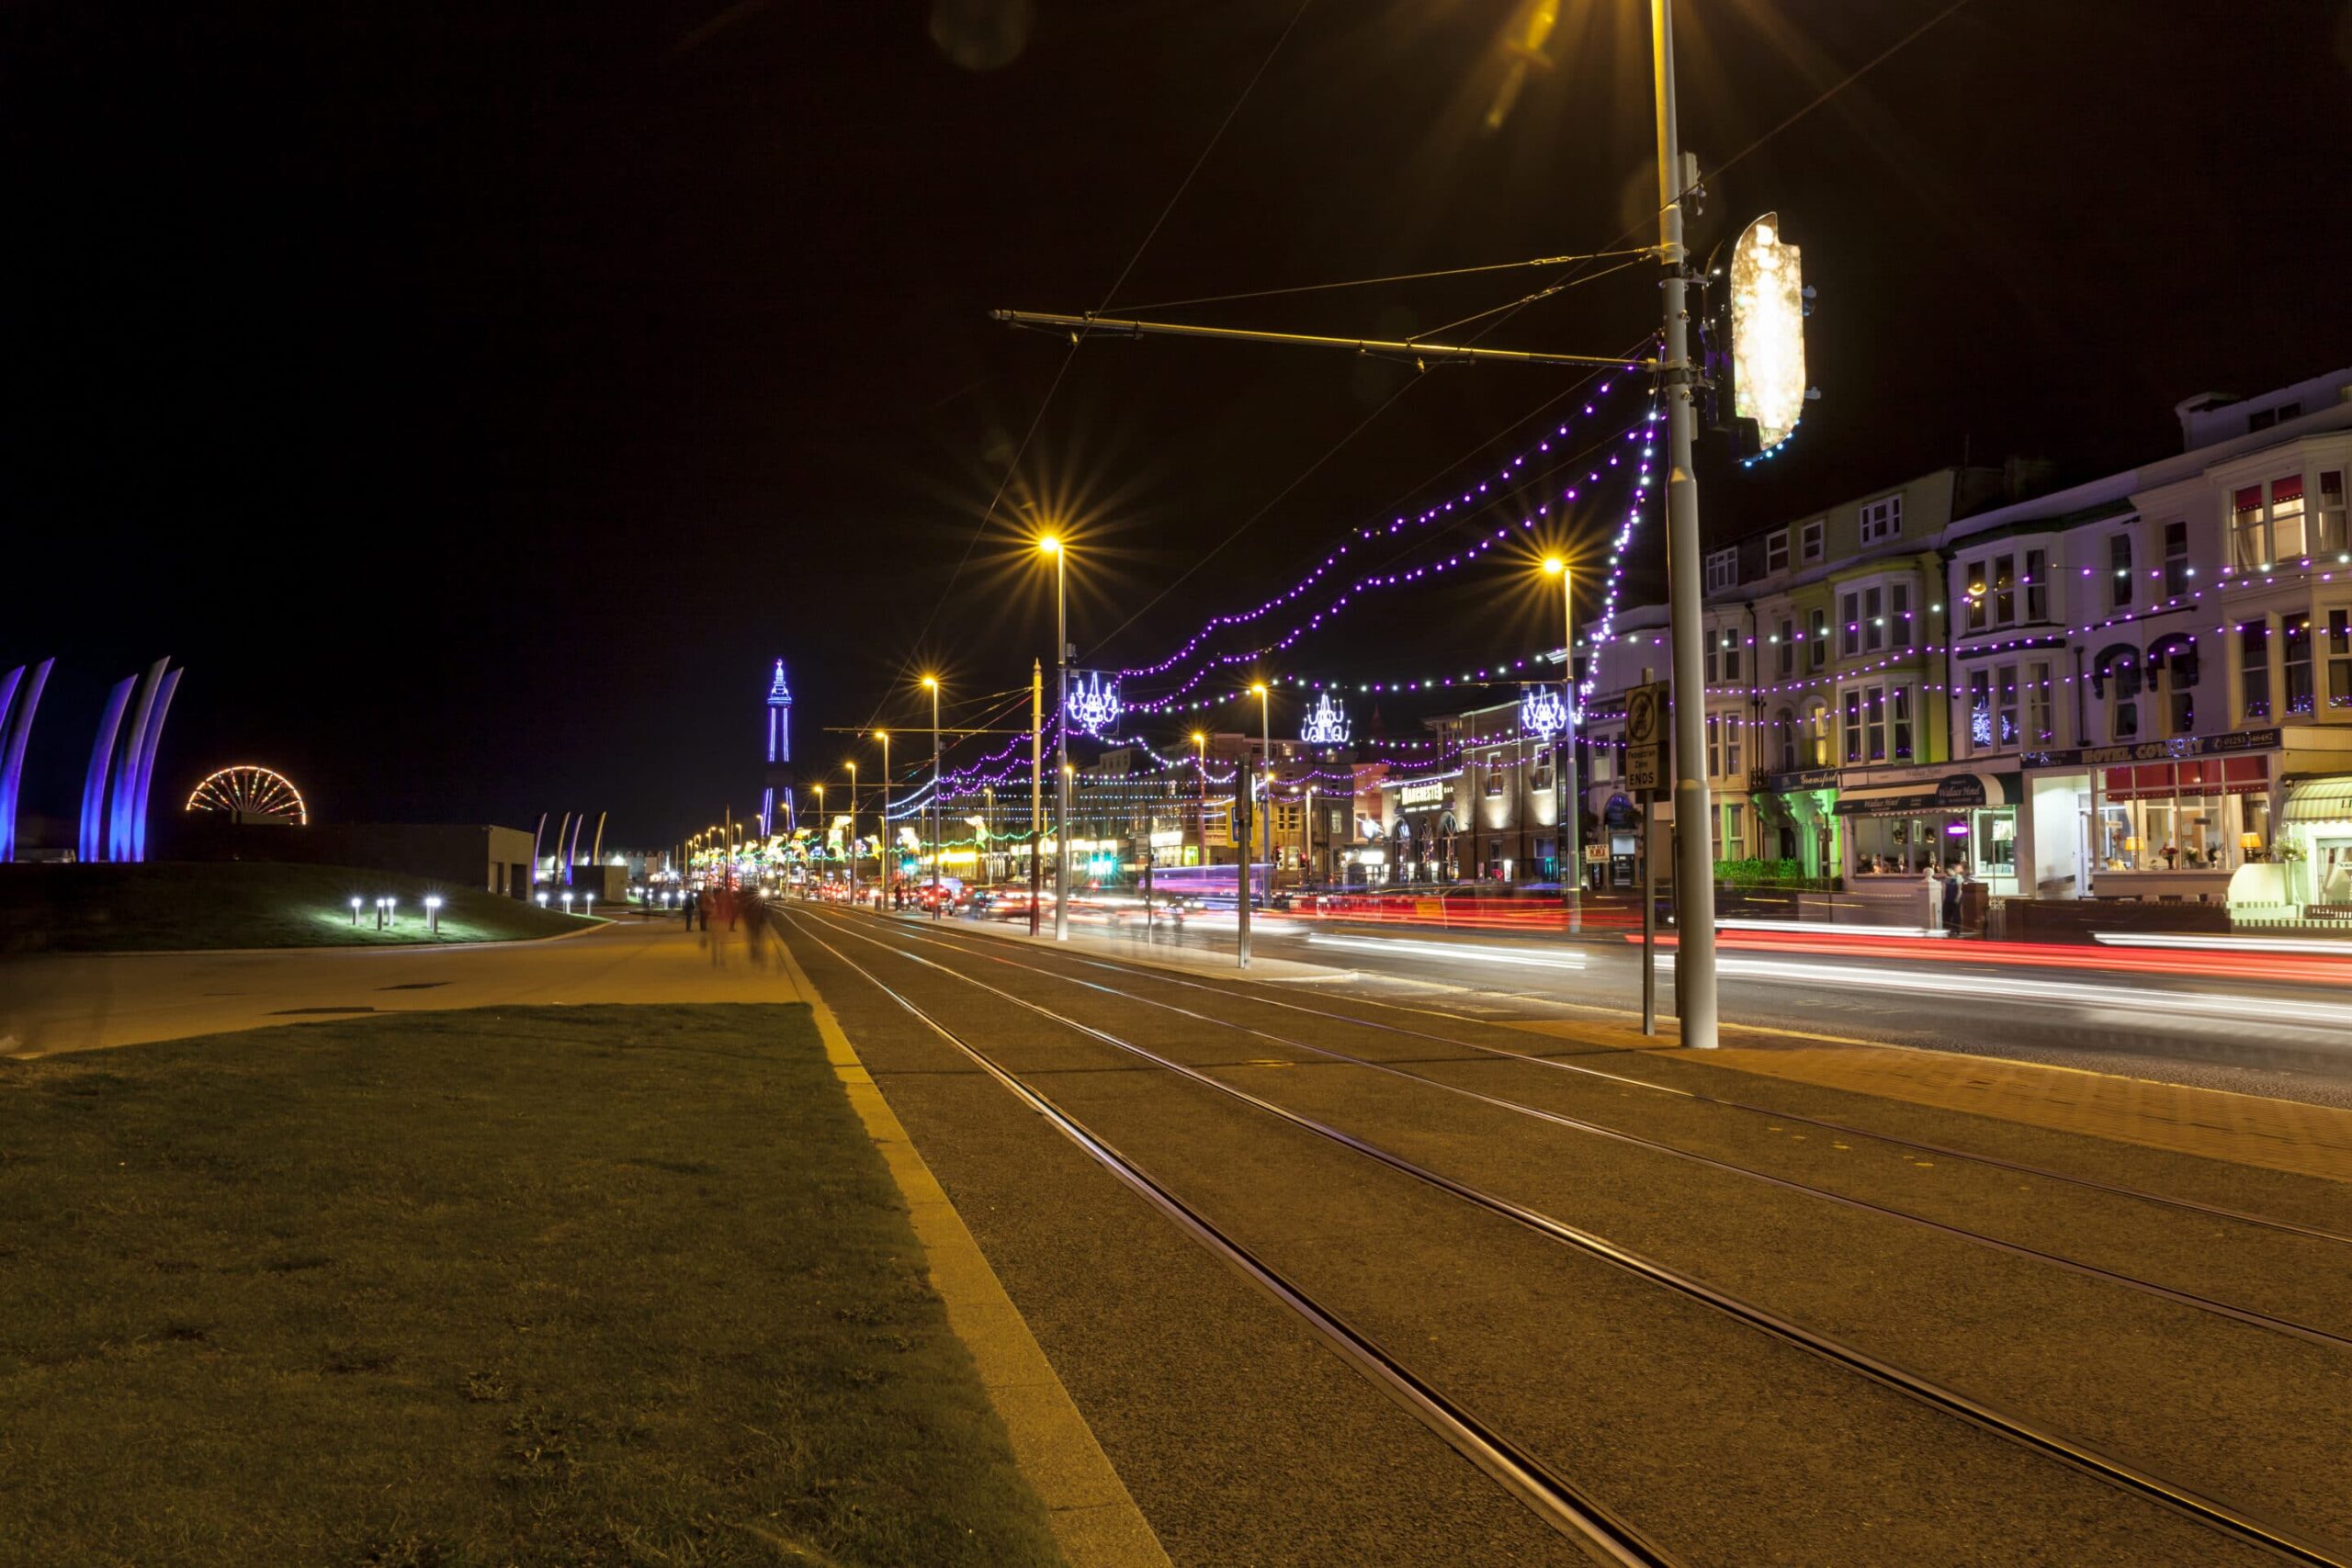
[{"left": 762, "top": 659, "right": 795, "bottom": 835}]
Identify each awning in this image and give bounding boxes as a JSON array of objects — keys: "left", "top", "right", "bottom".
[
  {"left": 1833, "top": 772, "right": 2012, "bottom": 817},
  {"left": 2281, "top": 776, "right": 2352, "bottom": 826}
]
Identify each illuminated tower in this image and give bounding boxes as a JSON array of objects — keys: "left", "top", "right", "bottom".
[{"left": 762, "top": 659, "right": 795, "bottom": 834}]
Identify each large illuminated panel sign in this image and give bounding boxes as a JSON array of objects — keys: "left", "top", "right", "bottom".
[{"left": 1729, "top": 212, "right": 1805, "bottom": 457}]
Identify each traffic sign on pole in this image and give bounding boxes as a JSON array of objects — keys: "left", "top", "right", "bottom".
[{"left": 1624, "top": 680, "right": 1668, "bottom": 795}]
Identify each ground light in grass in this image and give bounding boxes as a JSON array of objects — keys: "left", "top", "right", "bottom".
[{"left": 0, "top": 1003, "right": 1061, "bottom": 1567}]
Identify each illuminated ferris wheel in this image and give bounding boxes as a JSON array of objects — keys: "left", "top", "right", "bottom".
[{"left": 186, "top": 765, "right": 308, "bottom": 824}]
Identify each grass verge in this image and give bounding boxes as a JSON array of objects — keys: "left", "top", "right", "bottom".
[
  {"left": 0, "top": 1004, "right": 1062, "bottom": 1567},
  {"left": 0, "top": 862, "right": 589, "bottom": 952}
]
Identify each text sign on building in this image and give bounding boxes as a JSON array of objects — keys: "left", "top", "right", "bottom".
[
  {"left": 1397, "top": 781, "right": 1447, "bottom": 808},
  {"left": 1624, "top": 682, "right": 1667, "bottom": 794}
]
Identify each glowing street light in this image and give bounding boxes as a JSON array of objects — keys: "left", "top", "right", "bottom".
[
  {"left": 922, "top": 674, "right": 943, "bottom": 919},
  {"left": 1191, "top": 729, "right": 1209, "bottom": 870},
  {"left": 1037, "top": 535, "right": 1070, "bottom": 941},
  {"left": 1541, "top": 556, "right": 1582, "bottom": 932},
  {"left": 424, "top": 893, "right": 443, "bottom": 935},
  {"left": 349, "top": 896, "right": 362, "bottom": 927}
]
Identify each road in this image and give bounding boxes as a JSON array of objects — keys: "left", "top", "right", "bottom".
[
  {"left": 936, "top": 904, "right": 2352, "bottom": 1108},
  {"left": 775, "top": 904, "right": 2352, "bottom": 1567}
]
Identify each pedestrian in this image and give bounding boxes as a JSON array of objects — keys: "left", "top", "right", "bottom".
[{"left": 681, "top": 890, "right": 696, "bottom": 928}]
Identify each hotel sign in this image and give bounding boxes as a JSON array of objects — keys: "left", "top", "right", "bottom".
[
  {"left": 1396, "top": 781, "right": 1448, "bottom": 808},
  {"left": 2023, "top": 728, "right": 2281, "bottom": 770}
]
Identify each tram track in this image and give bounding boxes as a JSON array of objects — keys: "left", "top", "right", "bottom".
[
  {"left": 903, "top": 914, "right": 2352, "bottom": 1249},
  {"left": 867, "top": 914, "right": 2352, "bottom": 1350},
  {"left": 786, "top": 907, "right": 2352, "bottom": 1567}
]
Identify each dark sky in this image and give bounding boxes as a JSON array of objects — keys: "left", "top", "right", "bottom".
[{"left": 7, "top": 0, "right": 2349, "bottom": 846}]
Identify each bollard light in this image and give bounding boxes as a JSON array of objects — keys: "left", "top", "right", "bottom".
[
  {"left": 385, "top": 897, "right": 398, "bottom": 928},
  {"left": 560, "top": 891, "right": 573, "bottom": 914},
  {"left": 536, "top": 891, "right": 549, "bottom": 907},
  {"left": 350, "top": 896, "right": 362, "bottom": 927},
  {"left": 375, "top": 896, "right": 387, "bottom": 931},
  {"left": 583, "top": 894, "right": 595, "bottom": 919},
  {"left": 424, "top": 894, "right": 443, "bottom": 935}
]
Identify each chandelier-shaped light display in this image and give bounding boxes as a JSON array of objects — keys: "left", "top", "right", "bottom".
[
  {"left": 1519, "top": 684, "right": 1569, "bottom": 739},
  {"left": 1069, "top": 671, "right": 1122, "bottom": 738},
  {"left": 1300, "top": 691, "right": 1351, "bottom": 747}
]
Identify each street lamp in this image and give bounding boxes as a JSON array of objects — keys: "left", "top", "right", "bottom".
[
  {"left": 1649, "top": 0, "right": 1717, "bottom": 1046},
  {"left": 1543, "top": 556, "right": 1583, "bottom": 933},
  {"left": 875, "top": 731, "right": 891, "bottom": 908},
  {"left": 1191, "top": 730, "right": 1208, "bottom": 869},
  {"left": 844, "top": 760, "right": 858, "bottom": 905},
  {"left": 922, "top": 674, "right": 942, "bottom": 918},
  {"left": 424, "top": 893, "right": 443, "bottom": 935},
  {"left": 1038, "top": 535, "right": 1070, "bottom": 942},
  {"left": 812, "top": 782, "right": 826, "bottom": 894},
  {"left": 1250, "top": 682, "right": 1272, "bottom": 883}
]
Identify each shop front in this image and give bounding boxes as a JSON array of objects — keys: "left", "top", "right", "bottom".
[
  {"left": 2280, "top": 776, "right": 2352, "bottom": 911},
  {"left": 1384, "top": 775, "right": 1462, "bottom": 885},
  {"left": 2020, "top": 728, "right": 2294, "bottom": 904},
  {"left": 1834, "top": 769, "right": 2020, "bottom": 897},
  {"left": 1757, "top": 767, "right": 1840, "bottom": 879}
]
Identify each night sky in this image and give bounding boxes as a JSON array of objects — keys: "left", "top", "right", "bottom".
[{"left": 7, "top": 0, "right": 2349, "bottom": 848}]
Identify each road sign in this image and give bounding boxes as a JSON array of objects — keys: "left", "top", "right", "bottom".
[{"left": 1624, "top": 681, "right": 1667, "bottom": 793}]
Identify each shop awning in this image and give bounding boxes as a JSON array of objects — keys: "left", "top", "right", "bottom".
[
  {"left": 1833, "top": 772, "right": 2012, "bottom": 817},
  {"left": 2281, "top": 776, "right": 2352, "bottom": 826}
]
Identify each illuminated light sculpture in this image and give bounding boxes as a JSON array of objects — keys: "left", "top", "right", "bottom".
[
  {"left": 80, "top": 676, "right": 134, "bottom": 862},
  {"left": 1068, "top": 671, "right": 1122, "bottom": 738},
  {"left": 187, "top": 765, "right": 308, "bottom": 823},
  {"left": 107, "top": 660, "right": 168, "bottom": 863},
  {"left": 1519, "top": 684, "right": 1569, "bottom": 739},
  {"left": 1300, "top": 691, "right": 1351, "bottom": 747},
  {"left": 1727, "top": 212, "right": 1807, "bottom": 460},
  {"left": 0, "top": 660, "right": 54, "bottom": 864},
  {"left": 127, "top": 666, "right": 182, "bottom": 863},
  {"left": 565, "top": 812, "right": 586, "bottom": 886}
]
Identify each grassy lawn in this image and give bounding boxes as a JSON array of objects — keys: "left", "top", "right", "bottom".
[
  {"left": 0, "top": 862, "right": 590, "bottom": 952},
  {"left": 0, "top": 1005, "right": 1062, "bottom": 1567}
]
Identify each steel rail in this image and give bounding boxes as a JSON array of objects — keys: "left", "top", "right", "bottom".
[
  {"left": 865, "top": 917, "right": 2352, "bottom": 1353},
  {"left": 778, "top": 911, "right": 1679, "bottom": 1568},
  {"left": 798, "top": 908, "right": 2352, "bottom": 1568},
  {"left": 907, "top": 915, "right": 2352, "bottom": 1250}
]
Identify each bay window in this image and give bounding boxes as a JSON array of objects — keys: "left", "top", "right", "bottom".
[
  {"left": 1892, "top": 581, "right": 1914, "bottom": 647},
  {"left": 2024, "top": 660, "right": 2054, "bottom": 746},
  {"left": 1777, "top": 616, "right": 1795, "bottom": 677},
  {"left": 1995, "top": 662, "right": 2019, "bottom": 747},
  {"left": 2233, "top": 478, "right": 2312, "bottom": 570},
  {"left": 1994, "top": 554, "right": 2016, "bottom": 623},
  {"left": 1842, "top": 684, "right": 1891, "bottom": 762},
  {"left": 1841, "top": 592, "right": 1860, "bottom": 657},
  {"left": 1706, "top": 713, "right": 1722, "bottom": 777},
  {"left": 2331, "top": 609, "right": 2352, "bottom": 709},
  {"left": 2323, "top": 471, "right": 2348, "bottom": 556},
  {"left": 1809, "top": 608, "right": 1828, "bottom": 670},
  {"left": 1969, "top": 670, "right": 1993, "bottom": 750},
  {"left": 2026, "top": 548, "right": 2049, "bottom": 622},
  {"left": 1964, "top": 559, "right": 1989, "bottom": 631}
]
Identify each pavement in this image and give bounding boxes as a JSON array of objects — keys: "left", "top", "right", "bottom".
[{"left": 0, "top": 912, "right": 799, "bottom": 1056}]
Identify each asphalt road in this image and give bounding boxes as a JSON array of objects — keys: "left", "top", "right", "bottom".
[
  {"left": 781, "top": 905, "right": 2352, "bottom": 1568},
  {"left": 937, "top": 906, "right": 2352, "bottom": 1108}
]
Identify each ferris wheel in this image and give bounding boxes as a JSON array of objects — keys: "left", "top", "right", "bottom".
[{"left": 186, "top": 765, "right": 308, "bottom": 824}]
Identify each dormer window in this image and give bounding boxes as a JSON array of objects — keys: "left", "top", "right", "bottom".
[{"left": 1859, "top": 495, "right": 1902, "bottom": 545}]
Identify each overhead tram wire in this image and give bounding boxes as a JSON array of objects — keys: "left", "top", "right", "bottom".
[
  {"left": 862, "top": 0, "right": 1319, "bottom": 734},
  {"left": 1110, "top": 247, "right": 1658, "bottom": 314}
]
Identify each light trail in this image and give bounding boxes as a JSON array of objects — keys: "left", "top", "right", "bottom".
[{"left": 1306, "top": 933, "right": 1588, "bottom": 970}]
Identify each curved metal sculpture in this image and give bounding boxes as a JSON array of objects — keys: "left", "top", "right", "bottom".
[
  {"left": 0, "top": 660, "right": 53, "bottom": 864},
  {"left": 129, "top": 667, "right": 182, "bottom": 862},
  {"left": 80, "top": 677, "right": 135, "bottom": 863},
  {"left": 187, "top": 765, "right": 308, "bottom": 823}
]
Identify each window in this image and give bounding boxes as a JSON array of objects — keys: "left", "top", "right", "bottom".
[
  {"left": 1705, "top": 547, "right": 1738, "bottom": 593},
  {"left": 1723, "top": 714, "right": 1743, "bottom": 777},
  {"left": 2323, "top": 472, "right": 2348, "bottom": 557},
  {"left": 1994, "top": 554, "right": 2016, "bottom": 624},
  {"left": 1801, "top": 519, "right": 1825, "bottom": 562},
  {"left": 1859, "top": 495, "right": 1902, "bottom": 544},
  {"left": 1775, "top": 706, "right": 1798, "bottom": 772},
  {"left": 1863, "top": 585, "right": 1884, "bottom": 652},
  {"left": 1890, "top": 686, "right": 1913, "bottom": 761},
  {"left": 2109, "top": 534, "right": 2132, "bottom": 608},
  {"left": 2241, "top": 620, "right": 2271, "bottom": 720},
  {"left": 2024, "top": 660, "right": 2054, "bottom": 745},
  {"left": 2095, "top": 646, "right": 2142, "bottom": 740},
  {"left": 2163, "top": 524, "right": 2189, "bottom": 597},
  {"left": 1843, "top": 684, "right": 1888, "bottom": 762},
  {"left": 1840, "top": 592, "right": 1860, "bottom": 657},
  {"left": 2025, "top": 549, "right": 2048, "bottom": 622},
  {"left": 1996, "top": 662, "right": 2020, "bottom": 747},
  {"left": 1720, "top": 627, "right": 1742, "bottom": 682},
  {"left": 1804, "top": 698, "right": 1831, "bottom": 765},
  {"left": 1969, "top": 670, "right": 1993, "bottom": 750},
  {"left": 1704, "top": 639, "right": 1717, "bottom": 684},
  {"left": 1705, "top": 713, "right": 1722, "bottom": 777},
  {"left": 1766, "top": 529, "right": 1790, "bottom": 573},
  {"left": 1776, "top": 617, "right": 1795, "bottom": 677},
  {"left": 1809, "top": 608, "right": 1828, "bottom": 670},
  {"left": 2329, "top": 610, "right": 2352, "bottom": 709},
  {"left": 1891, "top": 581, "right": 1913, "bottom": 648},
  {"left": 1722, "top": 802, "right": 1746, "bottom": 863},
  {"left": 2233, "top": 477, "right": 2311, "bottom": 570},
  {"left": 2284, "top": 612, "right": 2315, "bottom": 716},
  {"left": 1964, "top": 559, "right": 1989, "bottom": 632}
]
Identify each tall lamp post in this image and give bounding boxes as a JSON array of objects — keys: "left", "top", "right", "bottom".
[
  {"left": 922, "top": 674, "right": 942, "bottom": 918},
  {"left": 1651, "top": 0, "right": 1716, "bottom": 1046},
  {"left": 811, "top": 783, "right": 825, "bottom": 894},
  {"left": 1250, "top": 682, "right": 1272, "bottom": 892},
  {"left": 1038, "top": 535, "right": 1070, "bottom": 942},
  {"left": 1191, "top": 730, "right": 1207, "bottom": 868},
  {"left": 844, "top": 761, "right": 858, "bottom": 905},
  {"left": 876, "top": 730, "right": 891, "bottom": 908},
  {"left": 1543, "top": 557, "right": 1583, "bottom": 932}
]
